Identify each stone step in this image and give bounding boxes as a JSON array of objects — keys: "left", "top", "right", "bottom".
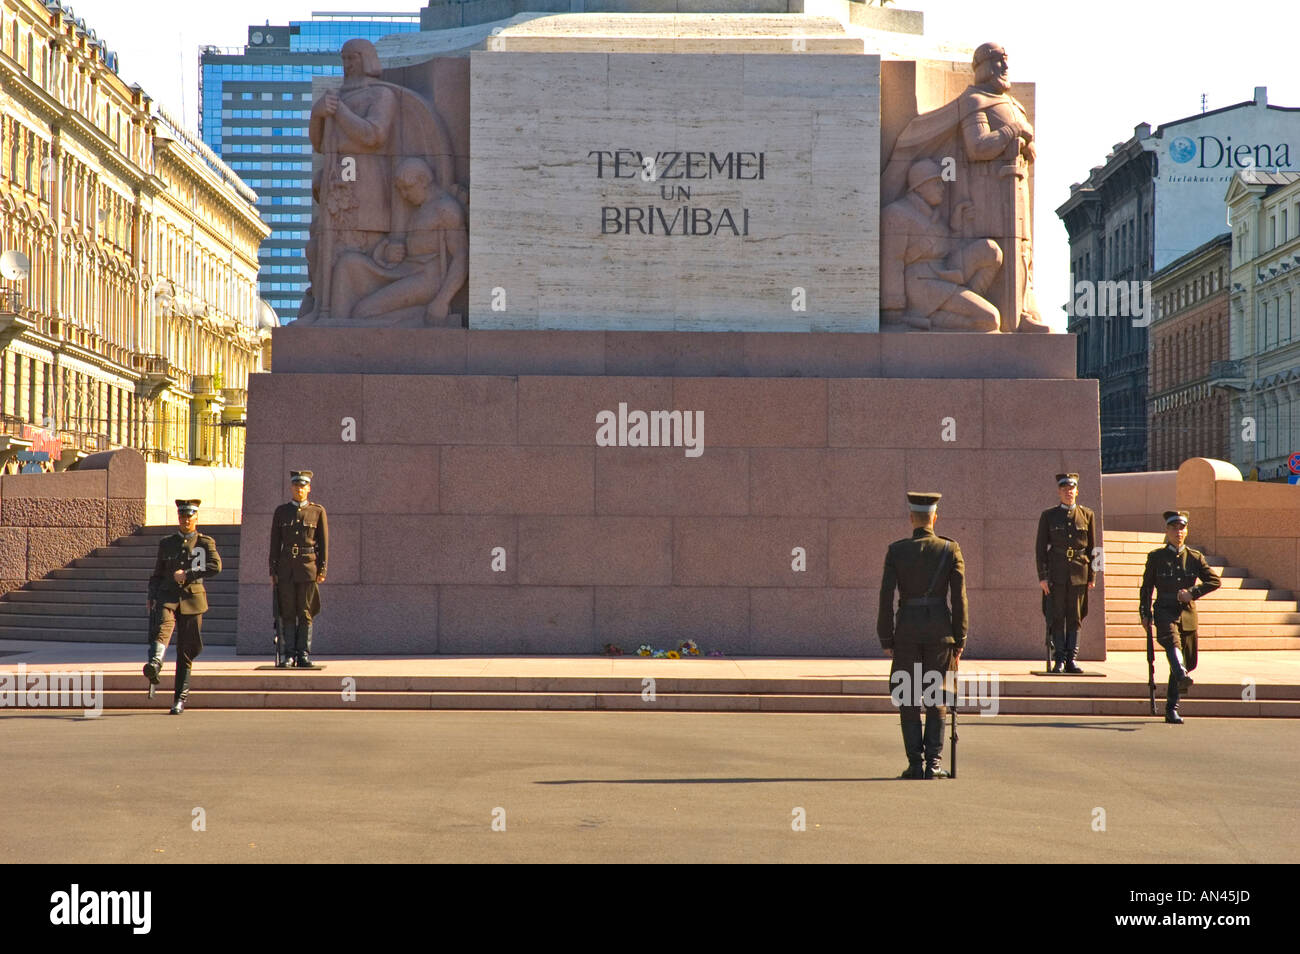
[
  {"left": 42, "top": 690, "right": 1300, "bottom": 717},
  {"left": 1100, "top": 531, "right": 1167, "bottom": 543},
  {"left": 1107, "top": 622, "right": 1300, "bottom": 637},
  {"left": 1108, "top": 636, "right": 1300, "bottom": 651},
  {"left": 1102, "top": 540, "right": 1202, "bottom": 554},
  {"left": 0, "top": 601, "right": 236, "bottom": 619},
  {"left": 1, "top": 589, "right": 239, "bottom": 606},
  {"left": 1104, "top": 565, "right": 1247, "bottom": 579},
  {"left": 114, "top": 533, "right": 242, "bottom": 545},
  {"left": 0, "top": 616, "right": 237, "bottom": 639},
  {"left": 0, "top": 625, "right": 234, "bottom": 644},
  {"left": 21, "top": 579, "right": 239, "bottom": 594},
  {"left": 0, "top": 612, "right": 235, "bottom": 631},
  {"left": 1102, "top": 552, "right": 1229, "bottom": 566},
  {"left": 46, "top": 567, "right": 243, "bottom": 582},
  {"left": 55, "top": 672, "right": 1300, "bottom": 700},
  {"left": 1103, "top": 577, "right": 1273, "bottom": 592},
  {"left": 1104, "top": 590, "right": 1295, "bottom": 603},
  {"left": 1105, "top": 610, "right": 1300, "bottom": 624},
  {"left": 71, "top": 555, "right": 240, "bottom": 570}
]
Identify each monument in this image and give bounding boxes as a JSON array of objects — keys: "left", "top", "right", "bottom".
[{"left": 236, "top": 11, "right": 1103, "bottom": 659}]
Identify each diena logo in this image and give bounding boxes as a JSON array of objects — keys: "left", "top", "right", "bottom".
[{"left": 1182, "top": 135, "right": 1292, "bottom": 170}]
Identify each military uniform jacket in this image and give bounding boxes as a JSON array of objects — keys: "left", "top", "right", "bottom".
[
  {"left": 148, "top": 531, "right": 222, "bottom": 615},
  {"left": 878, "top": 528, "right": 969, "bottom": 650},
  {"left": 1139, "top": 545, "right": 1221, "bottom": 631},
  {"left": 270, "top": 501, "right": 328, "bottom": 582},
  {"left": 1036, "top": 504, "right": 1096, "bottom": 586}
]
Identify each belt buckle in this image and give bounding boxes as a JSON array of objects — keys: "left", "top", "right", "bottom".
[
  {"left": 291, "top": 545, "right": 299, "bottom": 557},
  {"left": 1066, "top": 548, "right": 1075, "bottom": 559}
]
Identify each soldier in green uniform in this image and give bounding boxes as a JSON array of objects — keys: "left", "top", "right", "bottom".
[
  {"left": 270, "top": 470, "right": 328, "bottom": 667},
  {"left": 1139, "top": 510, "right": 1221, "bottom": 724},
  {"left": 879, "top": 491, "right": 968, "bottom": 779},
  {"left": 1035, "top": 473, "right": 1097, "bottom": 673},
  {"left": 145, "top": 499, "right": 223, "bottom": 715}
]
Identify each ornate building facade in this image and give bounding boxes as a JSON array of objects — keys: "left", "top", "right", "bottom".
[
  {"left": 1148, "top": 233, "right": 1231, "bottom": 471},
  {"left": 0, "top": 0, "right": 272, "bottom": 473},
  {"left": 1219, "top": 169, "right": 1300, "bottom": 481}
]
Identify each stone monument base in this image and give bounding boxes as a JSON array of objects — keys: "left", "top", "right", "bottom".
[{"left": 236, "top": 329, "right": 1102, "bottom": 659}]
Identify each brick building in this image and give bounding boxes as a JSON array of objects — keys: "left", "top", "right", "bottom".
[{"left": 1148, "top": 233, "right": 1232, "bottom": 470}]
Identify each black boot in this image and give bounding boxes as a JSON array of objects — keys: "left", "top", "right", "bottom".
[
  {"left": 294, "top": 619, "right": 312, "bottom": 668},
  {"left": 1050, "top": 630, "right": 1065, "bottom": 673},
  {"left": 171, "top": 660, "right": 192, "bottom": 715},
  {"left": 143, "top": 640, "right": 164, "bottom": 685},
  {"left": 923, "top": 708, "right": 949, "bottom": 778},
  {"left": 1063, "top": 631, "right": 1083, "bottom": 674},
  {"left": 277, "top": 619, "right": 295, "bottom": 667},
  {"left": 899, "top": 717, "right": 924, "bottom": 779},
  {"left": 1165, "top": 706, "right": 1183, "bottom": 724}
]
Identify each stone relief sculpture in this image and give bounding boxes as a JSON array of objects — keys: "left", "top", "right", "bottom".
[
  {"left": 297, "top": 38, "right": 468, "bottom": 326},
  {"left": 882, "top": 42, "right": 1050, "bottom": 333},
  {"left": 881, "top": 159, "right": 1002, "bottom": 331}
]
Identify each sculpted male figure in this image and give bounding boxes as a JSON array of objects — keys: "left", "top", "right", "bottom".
[
  {"left": 305, "top": 38, "right": 399, "bottom": 320},
  {"left": 881, "top": 159, "right": 1002, "bottom": 332},
  {"left": 956, "top": 43, "right": 1048, "bottom": 332},
  {"left": 883, "top": 42, "right": 1050, "bottom": 333}
]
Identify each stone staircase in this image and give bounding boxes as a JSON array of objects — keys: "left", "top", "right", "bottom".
[
  {"left": 0, "top": 525, "right": 241, "bottom": 645},
  {"left": 1103, "top": 530, "right": 1300, "bottom": 651}
]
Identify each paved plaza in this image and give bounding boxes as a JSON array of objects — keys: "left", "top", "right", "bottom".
[{"left": 3, "top": 709, "right": 1294, "bottom": 864}]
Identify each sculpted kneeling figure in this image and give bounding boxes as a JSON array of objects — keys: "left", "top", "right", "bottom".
[
  {"left": 881, "top": 159, "right": 1003, "bottom": 332},
  {"left": 330, "top": 157, "right": 468, "bottom": 323}
]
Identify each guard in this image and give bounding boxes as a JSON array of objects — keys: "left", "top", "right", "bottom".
[
  {"left": 878, "top": 491, "right": 969, "bottom": 779},
  {"left": 1035, "top": 472, "right": 1097, "bottom": 673},
  {"left": 145, "top": 500, "right": 223, "bottom": 714},
  {"left": 1139, "top": 511, "right": 1221, "bottom": 723},
  {"left": 270, "top": 470, "right": 328, "bottom": 667}
]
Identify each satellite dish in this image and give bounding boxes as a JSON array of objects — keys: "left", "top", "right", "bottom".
[{"left": 0, "top": 250, "right": 30, "bottom": 281}]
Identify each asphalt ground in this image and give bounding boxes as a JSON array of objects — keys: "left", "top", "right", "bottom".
[{"left": 2, "top": 710, "right": 1295, "bottom": 864}]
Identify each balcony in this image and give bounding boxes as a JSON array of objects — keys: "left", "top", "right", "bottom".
[
  {"left": 1209, "top": 359, "right": 1247, "bottom": 392},
  {"left": 133, "top": 353, "right": 177, "bottom": 400},
  {"left": 191, "top": 374, "right": 224, "bottom": 398},
  {"left": 220, "top": 387, "right": 248, "bottom": 424},
  {"left": 0, "top": 294, "right": 34, "bottom": 348}
]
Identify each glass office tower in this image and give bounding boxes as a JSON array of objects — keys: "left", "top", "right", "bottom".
[{"left": 199, "top": 12, "right": 421, "bottom": 324}]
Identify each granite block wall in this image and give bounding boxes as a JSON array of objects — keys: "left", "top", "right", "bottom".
[{"left": 237, "top": 331, "right": 1102, "bottom": 658}]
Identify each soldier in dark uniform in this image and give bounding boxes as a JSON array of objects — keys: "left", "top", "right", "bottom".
[
  {"left": 1139, "top": 510, "right": 1221, "bottom": 724},
  {"left": 1035, "top": 473, "right": 1097, "bottom": 673},
  {"left": 145, "top": 499, "right": 223, "bottom": 715},
  {"left": 270, "top": 470, "right": 328, "bottom": 667},
  {"left": 879, "top": 491, "right": 968, "bottom": 779}
]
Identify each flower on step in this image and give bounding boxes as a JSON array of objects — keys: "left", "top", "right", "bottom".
[
  {"left": 603, "top": 643, "right": 623, "bottom": 656},
  {"left": 666, "top": 650, "right": 681, "bottom": 659},
  {"left": 652, "top": 649, "right": 667, "bottom": 658},
  {"left": 679, "top": 640, "right": 699, "bottom": 656},
  {"left": 636, "top": 644, "right": 653, "bottom": 657}
]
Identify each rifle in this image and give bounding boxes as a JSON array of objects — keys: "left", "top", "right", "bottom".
[
  {"left": 949, "top": 649, "right": 959, "bottom": 779},
  {"left": 273, "top": 588, "right": 287, "bottom": 668},
  {"left": 1142, "top": 615, "right": 1156, "bottom": 714},
  {"left": 1041, "top": 591, "right": 1053, "bottom": 672}
]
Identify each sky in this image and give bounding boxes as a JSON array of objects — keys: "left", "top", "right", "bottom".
[{"left": 73, "top": 0, "right": 1300, "bottom": 330}]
